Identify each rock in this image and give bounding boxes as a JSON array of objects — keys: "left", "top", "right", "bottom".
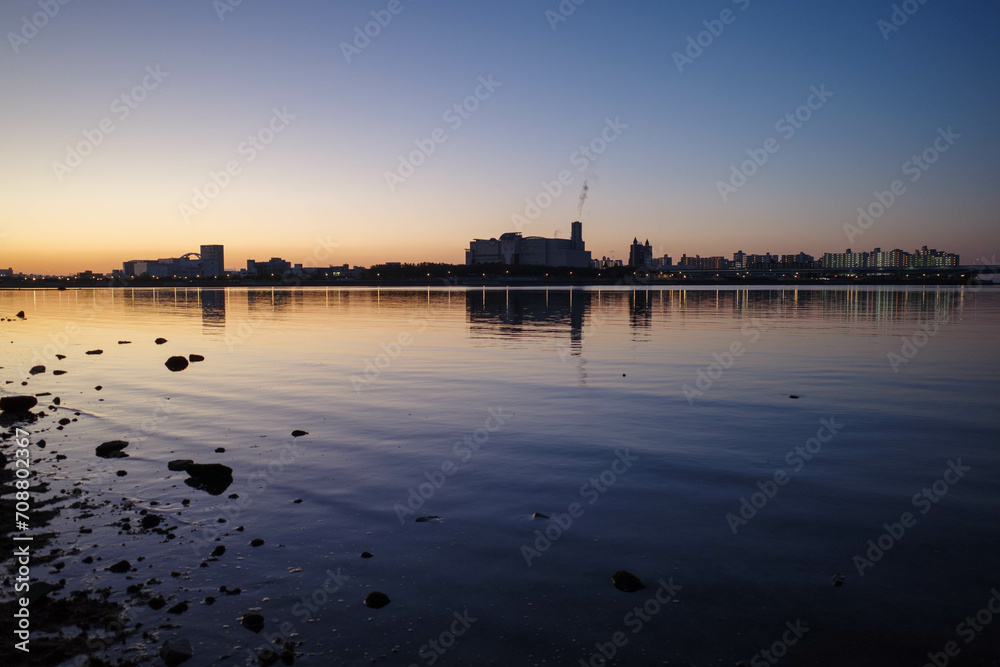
[
  {"left": 532, "top": 512, "right": 549, "bottom": 519},
  {"left": 364, "top": 591, "right": 391, "bottom": 609},
  {"left": 189, "top": 354, "right": 205, "bottom": 362},
  {"left": 29, "top": 365, "right": 45, "bottom": 375},
  {"left": 52, "top": 370, "right": 67, "bottom": 376},
  {"left": 53, "top": 397, "right": 60, "bottom": 405},
  {"left": 107, "top": 560, "right": 131, "bottom": 574},
  {"left": 0, "top": 395, "right": 37, "bottom": 413},
  {"left": 116, "top": 470, "right": 128, "bottom": 477},
  {"left": 94, "top": 385, "right": 102, "bottom": 391},
  {"left": 160, "top": 638, "right": 194, "bottom": 666},
  {"left": 148, "top": 596, "right": 167, "bottom": 610},
  {"left": 183, "top": 463, "right": 234, "bottom": 495},
  {"left": 55, "top": 354, "right": 66, "bottom": 360},
  {"left": 612, "top": 570, "right": 646, "bottom": 593},
  {"left": 168, "top": 459, "right": 194, "bottom": 471},
  {"left": 165, "top": 356, "right": 189, "bottom": 372},
  {"left": 789, "top": 395, "right": 800, "bottom": 399},
  {"left": 361, "top": 551, "right": 374, "bottom": 559},
  {"left": 167, "top": 601, "right": 189, "bottom": 614},
  {"left": 215, "top": 447, "right": 225, "bottom": 453},
  {"left": 85, "top": 349, "right": 103, "bottom": 355},
  {"left": 241, "top": 612, "right": 266, "bottom": 633},
  {"left": 291, "top": 430, "right": 308, "bottom": 437},
  {"left": 211, "top": 545, "right": 226, "bottom": 557},
  {"left": 58, "top": 418, "right": 70, "bottom": 425},
  {"left": 141, "top": 514, "right": 162, "bottom": 529},
  {"left": 155, "top": 337, "right": 168, "bottom": 345},
  {"left": 16, "top": 310, "right": 25, "bottom": 319},
  {"left": 832, "top": 573, "right": 845, "bottom": 587},
  {"left": 96, "top": 440, "right": 129, "bottom": 458},
  {"left": 415, "top": 515, "right": 440, "bottom": 523},
  {"left": 250, "top": 538, "right": 265, "bottom": 547}
]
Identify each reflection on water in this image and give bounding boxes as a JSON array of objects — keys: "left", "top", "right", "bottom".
[{"left": 2, "top": 286, "right": 998, "bottom": 666}]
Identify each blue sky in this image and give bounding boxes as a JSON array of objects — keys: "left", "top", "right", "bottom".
[{"left": 2, "top": 0, "right": 998, "bottom": 272}]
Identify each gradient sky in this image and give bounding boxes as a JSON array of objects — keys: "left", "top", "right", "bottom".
[{"left": 2, "top": 0, "right": 998, "bottom": 274}]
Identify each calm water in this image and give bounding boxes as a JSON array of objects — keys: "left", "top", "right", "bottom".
[{"left": 2, "top": 286, "right": 999, "bottom": 666}]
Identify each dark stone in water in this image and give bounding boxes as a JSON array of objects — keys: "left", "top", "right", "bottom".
[
  {"left": 532, "top": 512, "right": 549, "bottom": 519},
  {"left": 96, "top": 440, "right": 129, "bottom": 458},
  {"left": 242, "top": 612, "right": 266, "bottom": 632},
  {"left": 29, "top": 365, "right": 45, "bottom": 375},
  {"left": 364, "top": 591, "right": 391, "bottom": 609},
  {"left": 189, "top": 354, "right": 205, "bottom": 362},
  {"left": 160, "top": 638, "right": 194, "bottom": 666},
  {"left": 168, "top": 601, "right": 189, "bottom": 614},
  {"left": 415, "top": 515, "right": 440, "bottom": 523},
  {"left": 58, "top": 418, "right": 70, "bottom": 425},
  {"left": 141, "top": 514, "right": 162, "bottom": 529},
  {"left": 0, "top": 395, "right": 37, "bottom": 413},
  {"left": 56, "top": 354, "right": 66, "bottom": 360},
  {"left": 116, "top": 470, "right": 127, "bottom": 477},
  {"left": 165, "top": 356, "right": 189, "bottom": 372},
  {"left": 53, "top": 370, "right": 67, "bottom": 375},
  {"left": 118, "top": 341, "right": 132, "bottom": 345},
  {"left": 94, "top": 385, "right": 102, "bottom": 391},
  {"left": 789, "top": 395, "right": 800, "bottom": 399},
  {"left": 250, "top": 538, "right": 265, "bottom": 547},
  {"left": 107, "top": 560, "right": 131, "bottom": 573},
  {"left": 612, "top": 570, "right": 646, "bottom": 593},
  {"left": 211, "top": 545, "right": 226, "bottom": 557},
  {"left": 832, "top": 573, "right": 845, "bottom": 587},
  {"left": 168, "top": 459, "right": 194, "bottom": 471},
  {"left": 183, "top": 463, "right": 234, "bottom": 495},
  {"left": 291, "top": 430, "right": 308, "bottom": 437},
  {"left": 155, "top": 337, "right": 168, "bottom": 345},
  {"left": 215, "top": 447, "right": 225, "bottom": 453},
  {"left": 86, "top": 349, "right": 103, "bottom": 355},
  {"left": 361, "top": 551, "right": 374, "bottom": 559},
  {"left": 16, "top": 311, "right": 25, "bottom": 319}
]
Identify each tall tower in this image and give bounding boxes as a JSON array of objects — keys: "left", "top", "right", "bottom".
[
  {"left": 200, "top": 245, "right": 225, "bottom": 278},
  {"left": 571, "top": 221, "right": 583, "bottom": 250}
]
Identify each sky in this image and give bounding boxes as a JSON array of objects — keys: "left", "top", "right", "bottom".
[{"left": 1, "top": 0, "right": 998, "bottom": 274}]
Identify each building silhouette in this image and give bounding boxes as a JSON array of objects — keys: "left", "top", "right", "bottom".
[{"left": 466, "top": 221, "right": 592, "bottom": 268}]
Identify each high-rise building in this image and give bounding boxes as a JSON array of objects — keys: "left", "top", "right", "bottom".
[
  {"left": 200, "top": 245, "right": 225, "bottom": 278},
  {"left": 628, "top": 238, "right": 653, "bottom": 267}
]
